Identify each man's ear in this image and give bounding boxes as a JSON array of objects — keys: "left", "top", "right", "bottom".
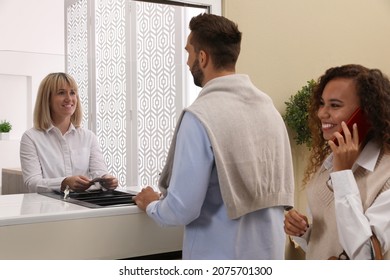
[{"left": 199, "top": 50, "right": 209, "bottom": 68}]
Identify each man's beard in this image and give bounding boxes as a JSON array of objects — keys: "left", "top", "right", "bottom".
[{"left": 191, "top": 58, "right": 204, "bottom": 87}]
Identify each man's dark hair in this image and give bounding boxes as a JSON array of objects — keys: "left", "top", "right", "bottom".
[{"left": 189, "top": 13, "right": 242, "bottom": 70}]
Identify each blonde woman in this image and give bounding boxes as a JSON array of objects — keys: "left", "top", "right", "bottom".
[{"left": 20, "top": 72, "right": 117, "bottom": 193}]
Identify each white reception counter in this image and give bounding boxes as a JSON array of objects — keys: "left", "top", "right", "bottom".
[{"left": 0, "top": 189, "right": 183, "bottom": 259}]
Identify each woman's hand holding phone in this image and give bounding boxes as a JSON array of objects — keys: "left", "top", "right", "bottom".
[
  {"left": 328, "top": 107, "right": 372, "bottom": 171},
  {"left": 328, "top": 121, "right": 361, "bottom": 171}
]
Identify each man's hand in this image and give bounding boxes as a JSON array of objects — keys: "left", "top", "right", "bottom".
[{"left": 133, "top": 186, "right": 161, "bottom": 211}]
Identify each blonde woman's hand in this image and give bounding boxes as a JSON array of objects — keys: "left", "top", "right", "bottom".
[
  {"left": 61, "top": 175, "right": 91, "bottom": 192},
  {"left": 99, "top": 174, "right": 118, "bottom": 190}
]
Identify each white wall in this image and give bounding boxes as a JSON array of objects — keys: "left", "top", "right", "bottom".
[
  {"left": 0, "top": 0, "right": 65, "bottom": 187},
  {"left": 0, "top": 74, "right": 30, "bottom": 139},
  {"left": 0, "top": 0, "right": 64, "bottom": 54}
]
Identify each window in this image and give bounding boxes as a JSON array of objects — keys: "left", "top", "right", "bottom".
[{"left": 65, "top": 0, "right": 221, "bottom": 187}]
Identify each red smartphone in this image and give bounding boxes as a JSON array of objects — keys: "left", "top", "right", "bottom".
[{"left": 332, "top": 107, "right": 371, "bottom": 145}]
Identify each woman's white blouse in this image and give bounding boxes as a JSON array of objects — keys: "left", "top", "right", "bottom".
[
  {"left": 20, "top": 124, "right": 108, "bottom": 192},
  {"left": 296, "top": 141, "right": 390, "bottom": 259},
  {"left": 330, "top": 141, "right": 390, "bottom": 259}
]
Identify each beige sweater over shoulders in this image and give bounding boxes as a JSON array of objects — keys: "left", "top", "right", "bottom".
[{"left": 159, "top": 74, "right": 294, "bottom": 219}]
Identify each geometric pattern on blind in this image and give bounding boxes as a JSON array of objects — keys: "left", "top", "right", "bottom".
[
  {"left": 66, "top": 0, "right": 89, "bottom": 126},
  {"left": 66, "top": 0, "right": 209, "bottom": 188},
  {"left": 95, "top": 0, "right": 127, "bottom": 187},
  {"left": 136, "top": 2, "right": 177, "bottom": 186}
]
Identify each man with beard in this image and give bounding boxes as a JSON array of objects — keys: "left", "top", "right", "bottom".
[{"left": 134, "top": 13, "right": 294, "bottom": 260}]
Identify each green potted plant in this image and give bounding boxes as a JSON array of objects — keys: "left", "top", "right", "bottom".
[
  {"left": 283, "top": 80, "right": 316, "bottom": 149},
  {"left": 0, "top": 119, "right": 12, "bottom": 140}
]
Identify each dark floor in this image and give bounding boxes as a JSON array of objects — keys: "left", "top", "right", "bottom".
[{"left": 123, "top": 251, "right": 182, "bottom": 260}]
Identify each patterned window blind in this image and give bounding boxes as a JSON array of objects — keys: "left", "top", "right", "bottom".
[
  {"left": 66, "top": 0, "right": 206, "bottom": 188},
  {"left": 66, "top": 0, "right": 89, "bottom": 124}
]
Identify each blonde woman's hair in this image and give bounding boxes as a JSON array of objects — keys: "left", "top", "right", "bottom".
[{"left": 33, "top": 73, "right": 82, "bottom": 130}]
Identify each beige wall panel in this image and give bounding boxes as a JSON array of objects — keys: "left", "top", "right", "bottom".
[{"left": 223, "top": 0, "right": 390, "bottom": 211}]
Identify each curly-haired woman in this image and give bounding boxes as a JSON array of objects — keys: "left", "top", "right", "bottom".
[{"left": 284, "top": 64, "right": 390, "bottom": 259}]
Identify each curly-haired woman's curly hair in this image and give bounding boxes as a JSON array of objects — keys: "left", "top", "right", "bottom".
[{"left": 302, "top": 64, "right": 390, "bottom": 185}]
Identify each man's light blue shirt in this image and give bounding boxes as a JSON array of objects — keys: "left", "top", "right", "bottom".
[{"left": 146, "top": 112, "right": 286, "bottom": 259}]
